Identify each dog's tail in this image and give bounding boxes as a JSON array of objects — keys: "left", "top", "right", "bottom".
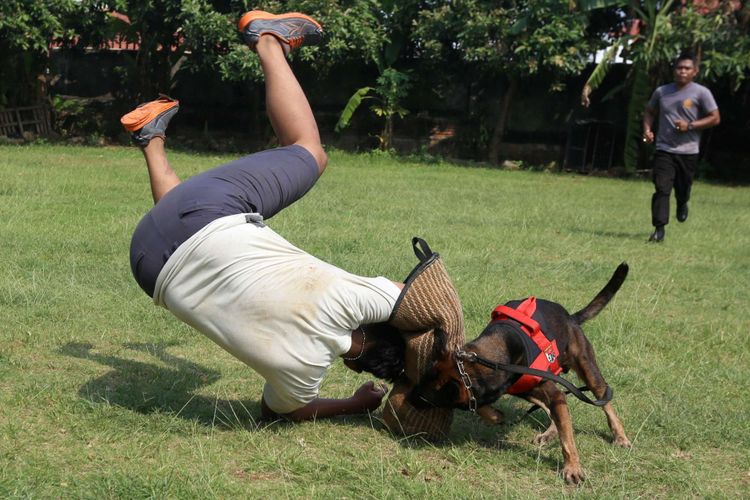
[{"left": 572, "top": 262, "right": 629, "bottom": 324}]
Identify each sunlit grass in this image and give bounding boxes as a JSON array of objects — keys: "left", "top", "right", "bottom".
[{"left": 1, "top": 143, "right": 748, "bottom": 497}]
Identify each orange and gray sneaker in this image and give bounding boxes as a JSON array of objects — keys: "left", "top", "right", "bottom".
[
  {"left": 120, "top": 95, "right": 179, "bottom": 147},
  {"left": 238, "top": 11, "right": 323, "bottom": 54}
]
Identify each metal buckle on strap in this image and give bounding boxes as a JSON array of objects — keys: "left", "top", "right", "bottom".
[{"left": 455, "top": 351, "right": 477, "bottom": 412}]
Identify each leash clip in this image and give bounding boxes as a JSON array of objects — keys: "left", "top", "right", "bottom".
[
  {"left": 457, "top": 350, "right": 477, "bottom": 363},
  {"left": 455, "top": 351, "right": 477, "bottom": 412}
]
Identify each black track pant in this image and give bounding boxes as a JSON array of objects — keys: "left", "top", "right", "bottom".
[{"left": 651, "top": 151, "right": 698, "bottom": 228}]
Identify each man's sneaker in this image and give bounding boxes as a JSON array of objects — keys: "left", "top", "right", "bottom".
[
  {"left": 120, "top": 95, "right": 179, "bottom": 147},
  {"left": 238, "top": 11, "right": 323, "bottom": 54},
  {"left": 677, "top": 203, "right": 689, "bottom": 222},
  {"left": 648, "top": 226, "right": 665, "bottom": 243}
]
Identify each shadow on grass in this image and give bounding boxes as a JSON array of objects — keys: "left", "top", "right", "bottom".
[
  {"left": 59, "top": 341, "right": 263, "bottom": 430},
  {"left": 567, "top": 226, "right": 645, "bottom": 240},
  {"left": 385, "top": 400, "right": 625, "bottom": 473},
  {"left": 59, "top": 342, "right": 392, "bottom": 432},
  {"left": 380, "top": 401, "right": 562, "bottom": 469}
]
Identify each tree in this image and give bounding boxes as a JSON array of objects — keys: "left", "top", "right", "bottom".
[
  {"left": 69, "top": 1, "right": 250, "bottom": 101},
  {"left": 0, "top": 0, "right": 231, "bottom": 107},
  {"left": 0, "top": 0, "right": 83, "bottom": 107},
  {"left": 668, "top": 2, "right": 750, "bottom": 90},
  {"left": 413, "top": 0, "right": 599, "bottom": 164},
  {"left": 102, "top": 0, "right": 195, "bottom": 100},
  {"left": 195, "top": 0, "right": 396, "bottom": 85}
]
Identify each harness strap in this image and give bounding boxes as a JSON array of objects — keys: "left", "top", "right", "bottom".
[
  {"left": 493, "top": 304, "right": 549, "bottom": 353},
  {"left": 492, "top": 297, "right": 562, "bottom": 394},
  {"left": 492, "top": 300, "right": 539, "bottom": 329}
]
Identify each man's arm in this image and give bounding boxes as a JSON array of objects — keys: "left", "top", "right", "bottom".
[
  {"left": 643, "top": 106, "right": 657, "bottom": 143},
  {"left": 674, "top": 109, "right": 720, "bottom": 132},
  {"left": 261, "top": 381, "right": 387, "bottom": 422}
]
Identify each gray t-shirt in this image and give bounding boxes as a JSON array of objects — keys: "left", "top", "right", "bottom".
[{"left": 648, "top": 82, "right": 718, "bottom": 154}]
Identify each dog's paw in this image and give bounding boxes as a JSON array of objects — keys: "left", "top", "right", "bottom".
[
  {"left": 562, "top": 464, "right": 586, "bottom": 485},
  {"left": 533, "top": 425, "right": 558, "bottom": 446},
  {"left": 614, "top": 435, "right": 632, "bottom": 448},
  {"left": 476, "top": 405, "right": 504, "bottom": 426}
]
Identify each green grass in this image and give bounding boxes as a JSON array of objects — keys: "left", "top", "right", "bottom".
[{"left": 1, "top": 143, "right": 749, "bottom": 498}]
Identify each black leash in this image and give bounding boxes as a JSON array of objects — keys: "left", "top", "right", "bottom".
[
  {"left": 522, "top": 383, "right": 594, "bottom": 416},
  {"left": 456, "top": 351, "right": 613, "bottom": 407}
]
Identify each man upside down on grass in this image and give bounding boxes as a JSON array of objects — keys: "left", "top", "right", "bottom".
[{"left": 123, "top": 11, "right": 405, "bottom": 421}]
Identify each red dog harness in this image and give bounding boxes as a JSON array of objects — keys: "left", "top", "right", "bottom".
[{"left": 491, "top": 297, "right": 562, "bottom": 394}]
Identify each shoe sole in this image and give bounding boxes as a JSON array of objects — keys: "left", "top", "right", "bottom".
[
  {"left": 238, "top": 11, "right": 322, "bottom": 34},
  {"left": 121, "top": 99, "right": 180, "bottom": 132}
]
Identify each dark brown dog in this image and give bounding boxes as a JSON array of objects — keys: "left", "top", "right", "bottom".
[{"left": 408, "top": 263, "right": 632, "bottom": 484}]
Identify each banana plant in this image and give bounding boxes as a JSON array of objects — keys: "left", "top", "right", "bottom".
[
  {"left": 335, "top": 43, "right": 411, "bottom": 151},
  {"left": 335, "top": 67, "right": 411, "bottom": 151},
  {"left": 334, "top": 0, "right": 418, "bottom": 151}
]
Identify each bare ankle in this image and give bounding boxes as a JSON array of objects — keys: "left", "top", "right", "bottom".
[
  {"left": 256, "top": 35, "right": 286, "bottom": 54},
  {"left": 142, "top": 136, "right": 165, "bottom": 151}
]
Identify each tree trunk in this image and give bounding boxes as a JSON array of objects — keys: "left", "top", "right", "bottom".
[
  {"left": 488, "top": 77, "right": 518, "bottom": 164},
  {"left": 381, "top": 114, "right": 393, "bottom": 151},
  {"left": 136, "top": 46, "right": 153, "bottom": 100},
  {"left": 168, "top": 53, "right": 187, "bottom": 92},
  {"left": 137, "top": 35, "right": 176, "bottom": 99}
]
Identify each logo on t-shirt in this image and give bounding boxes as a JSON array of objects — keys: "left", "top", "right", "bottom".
[{"left": 682, "top": 98, "right": 694, "bottom": 109}]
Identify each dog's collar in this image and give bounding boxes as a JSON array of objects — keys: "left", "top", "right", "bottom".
[{"left": 455, "top": 351, "right": 478, "bottom": 412}]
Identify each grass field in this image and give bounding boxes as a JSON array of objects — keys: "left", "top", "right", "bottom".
[{"left": 1, "top": 143, "right": 749, "bottom": 498}]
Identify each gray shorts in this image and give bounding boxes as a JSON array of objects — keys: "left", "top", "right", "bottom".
[{"left": 130, "top": 144, "right": 319, "bottom": 297}]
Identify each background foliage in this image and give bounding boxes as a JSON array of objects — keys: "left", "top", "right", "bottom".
[
  {"left": 0, "top": 0, "right": 83, "bottom": 107},
  {"left": 580, "top": 0, "right": 750, "bottom": 170},
  {"left": 1, "top": 0, "right": 748, "bottom": 174}
]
